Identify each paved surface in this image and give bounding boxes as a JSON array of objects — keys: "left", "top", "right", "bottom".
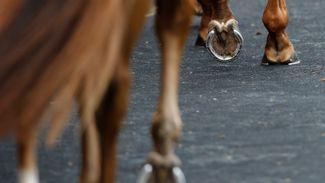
[{"left": 1, "top": 0, "right": 325, "bottom": 182}]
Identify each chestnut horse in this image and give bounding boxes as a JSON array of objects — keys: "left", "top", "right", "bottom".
[
  {"left": 0, "top": 0, "right": 296, "bottom": 183},
  {"left": 0, "top": 0, "right": 192, "bottom": 182}
]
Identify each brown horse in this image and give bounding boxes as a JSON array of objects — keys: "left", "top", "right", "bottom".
[
  {"left": 0, "top": 0, "right": 297, "bottom": 183},
  {"left": 0, "top": 0, "right": 192, "bottom": 182}
]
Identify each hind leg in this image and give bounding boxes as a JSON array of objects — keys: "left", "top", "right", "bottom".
[
  {"left": 195, "top": 0, "right": 242, "bottom": 60},
  {"left": 145, "top": 0, "right": 192, "bottom": 182},
  {"left": 78, "top": 1, "right": 149, "bottom": 182},
  {"left": 79, "top": 117, "right": 101, "bottom": 183},
  {"left": 17, "top": 131, "right": 39, "bottom": 183},
  {"left": 262, "top": 0, "right": 299, "bottom": 65},
  {"left": 94, "top": 61, "right": 131, "bottom": 183},
  {"left": 94, "top": 1, "right": 150, "bottom": 182},
  {"left": 195, "top": 0, "right": 235, "bottom": 44}
]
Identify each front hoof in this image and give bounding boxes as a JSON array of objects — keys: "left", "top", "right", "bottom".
[
  {"left": 206, "top": 19, "right": 243, "bottom": 61},
  {"left": 261, "top": 52, "right": 300, "bottom": 66},
  {"left": 137, "top": 152, "right": 185, "bottom": 183},
  {"left": 137, "top": 164, "right": 186, "bottom": 183}
]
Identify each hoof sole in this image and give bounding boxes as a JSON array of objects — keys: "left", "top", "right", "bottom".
[{"left": 206, "top": 19, "right": 243, "bottom": 61}]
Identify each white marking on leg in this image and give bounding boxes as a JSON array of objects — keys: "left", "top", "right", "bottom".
[{"left": 18, "top": 168, "right": 39, "bottom": 183}]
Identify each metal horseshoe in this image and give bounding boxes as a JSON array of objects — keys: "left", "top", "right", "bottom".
[
  {"left": 206, "top": 24, "right": 244, "bottom": 61},
  {"left": 137, "top": 164, "right": 186, "bottom": 183}
]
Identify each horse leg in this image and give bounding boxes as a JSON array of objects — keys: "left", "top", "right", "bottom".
[
  {"left": 78, "top": 77, "right": 102, "bottom": 183},
  {"left": 196, "top": 0, "right": 242, "bottom": 59},
  {"left": 196, "top": 0, "right": 235, "bottom": 45},
  {"left": 94, "top": 1, "right": 150, "bottom": 182},
  {"left": 94, "top": 62, "right": 131, "bottom": 183},
  {"left": 146, "top": 0, "right": 192, "bottom": 182},
  {"left": 17, "top": 131, "right": 39, "bottom": 183},
  {"left": 262, "top": 0, "right": 299, "bottom": 65},
  {"left": 79, "top": 116, "right": 101, "bottom": 183}
]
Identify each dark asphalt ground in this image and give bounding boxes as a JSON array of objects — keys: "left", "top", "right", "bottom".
[{"left": 1, "top": 0, "right": 325, "bottom": 182}]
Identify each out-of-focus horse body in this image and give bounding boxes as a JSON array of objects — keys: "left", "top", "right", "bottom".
[{"left": 0, "top": 0, "right": 193, "bottom": 182}]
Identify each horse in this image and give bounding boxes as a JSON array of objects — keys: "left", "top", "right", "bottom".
[
  {"left": 0, "top": 0, "right": 193, "bottom": 182},
  {"left": 0, "top": 0, "right": 297, "bottom": 183}
]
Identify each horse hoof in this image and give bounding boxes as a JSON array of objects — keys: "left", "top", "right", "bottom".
[
  {"left": 137, "top": 164, "right": 153, "bottom": 183},
  {"left": 261, "top": 52, "right": 301, "bottom": 66},
  {"left": 172, "top": 166, "right": 186, "bottom": 183},
  {"left": 206, "top": 19, "right": 243, "bottom": 61},
  {"left": 137, "top": 164, "right": 186, "bottom": 183}
]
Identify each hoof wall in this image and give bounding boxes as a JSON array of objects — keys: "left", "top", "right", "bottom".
[{"left": 261, "top": 53, "right": 300, "bottom": 66}]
